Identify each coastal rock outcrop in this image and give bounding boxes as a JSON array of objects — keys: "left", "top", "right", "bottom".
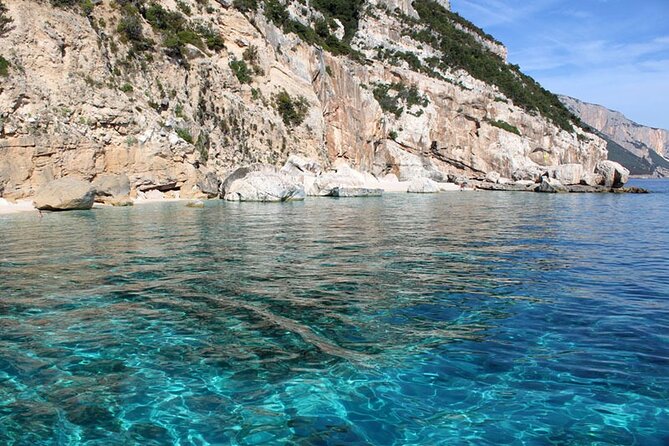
[
  {"left": 308, "top": 164, "right": 381, "bottom": 196},
  {"left": 407, "top": 177, "right": 441, "bottom": 193},
  {"left": 536, "top": 177, "right": 567, "bottom": 194},
  {"left": 223, "top": 168, "right": 305, "bottom": 202},
  {"left": 180, "top": 172, "right": 220, "bottom": 199},
  {"left": 92, "top": 174, "right": 131, "bottom": 204},
  {"left": 595, "top": 161, "right": 630, "bottom": 189},
  {"left": 547, "top": 164, "right": 584, "bottom": 185},
  {"left": 33, "top": 177, "right": 95, "bottom": 210}
]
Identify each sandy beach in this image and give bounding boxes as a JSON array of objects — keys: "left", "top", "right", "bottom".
[{"left": 0, "top": 199, "right": 37, "bottom": 215}]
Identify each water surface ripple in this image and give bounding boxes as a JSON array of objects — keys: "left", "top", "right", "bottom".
[{"left": 1, "top": 179, "right": 668, "bottom": 445}]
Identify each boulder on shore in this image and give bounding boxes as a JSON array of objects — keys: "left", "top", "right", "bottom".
[
  {"left": 180, "top": 171, "right": 220, "bottom": 199},
  {"left": 281, "top": 154, "right": 323, "bottom": 177},
  {"left": 548, "top": 164, "right": 584, "bottom": 185},
  {"left": 92, "top": 174, "right": 130, "bottom": 199},
  {"left": 595, "top": 160, "right": 629, "bottom": 188},
  {"left": 407, "top": 177, "right": 440, "bottom": 193},
  {"left": 308, "top": 164, "right": 381, "bottom": 196},
  {"left": 33, "top": 177, "right": 96, "bottom": 210},
  {"left": 580, "top": 172, "right": 605, "bottom": 187},
  {"left": 512, "top": 166, "right": 544, "bottom": 182},
  {"left": 223, "top": 168, "right": 305, "bottom": 202},
  {"left": 485, "top": 171, "right": 501, "bottom": 183},
  {"left": 536, "top": 177, "right": 568, "bottom": 193}
]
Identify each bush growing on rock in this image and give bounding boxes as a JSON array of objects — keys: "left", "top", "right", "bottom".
[
  {"left": 274, "top": 90, "right": 309, "bottom": 127},
  {"left": 229, "top": 59, "right": 252, "bottom": 84},
  {"left": 0, "top": 55, "right": 9, "bottom": 77},
  {"left": 233, "top": 0, "right": 258, "bottom": 13},
  {"left": 412, "top": 0, "right": 579, "bottom": 132},
  {"left": 373, "top": 82, "right": 429, "bottom": 118},
  {"left": 487, "top": 119, "right": 521, "bottom": 136},
  {"left": 176, "top": 127, "right": 194, "bottom": 144},
  {"left": 195, "top": 23, "right": 225, "bottom": 51},
  {"left": 262, "top": 0, "right": 360, "bottom": 58},
  {"left": 0, "top": 0, "right": 14, "bottom": 38},
  {"left": 242, "top": 45, "right": 263, "bottom": 75}
]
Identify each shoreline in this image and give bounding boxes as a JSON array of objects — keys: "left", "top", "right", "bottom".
[
  {"left": 0, "top": 199, "right": 38, "bottom": 216},
  {"left": 2, "top": 177, "right": 652, "bottom": 216},
  {"left": 0, "top": 182, "right": 469, "bottom": 215}
]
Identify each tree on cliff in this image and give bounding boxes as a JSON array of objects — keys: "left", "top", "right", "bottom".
[{"left": 0, "top": 0, "right": 13, "bottom": 38}]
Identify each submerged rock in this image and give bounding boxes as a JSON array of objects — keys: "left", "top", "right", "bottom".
[
  {"left": 407, "top": 177, "right": 440, "bottom": 193},
  {"left": 223, "top": 168, "right": 305, "bottom": 202},
  {"left": 329, "top": 187, "right": 383, "bottom": 197},
  {"left": 106, "top": 196, "right": 134, "bottom": 206},
  {"left": 595, "top": 161, "right": 630, "bottom": 188},
  {"left": 33, "top": 177, "right": 96, "bottom": 211},
  {"left": 612, "top": 186, "right": 649, "bottom": 194},
  {"left": 186, "top": 200, "right": 205, "bottom": 208}
]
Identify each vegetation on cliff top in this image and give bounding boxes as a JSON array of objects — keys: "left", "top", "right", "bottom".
[
  {"left": 411, "top": 0, "right": 579, "bottom": 132},
  {"left": 262, "top": 0, "right": 362, "bottom": 59}
]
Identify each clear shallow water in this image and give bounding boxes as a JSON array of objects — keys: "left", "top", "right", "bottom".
[{"left": 1, "top": 179, "right": 668, "bottom": 445}]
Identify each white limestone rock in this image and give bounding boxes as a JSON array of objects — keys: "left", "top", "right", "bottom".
[
  {"left": 595, "top": 161, "right": 630, "bottom": 188},
  {"left": 223, "top": 170, "right": 305, "bottom": 202},
  {"left": 407, "top": 177, "right": 440, "bottom": 193}
]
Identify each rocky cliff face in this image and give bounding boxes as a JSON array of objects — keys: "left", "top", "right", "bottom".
[
  {"left": 0, "top": 0, "right": 606, "bottom": 199},
  {"left": 560, "top": 95, "right": 669, "bottom": 177}
]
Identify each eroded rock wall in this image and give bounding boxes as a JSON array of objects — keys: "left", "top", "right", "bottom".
[{"left": 0, "top": 0, "right": 606, "bottom": 199}]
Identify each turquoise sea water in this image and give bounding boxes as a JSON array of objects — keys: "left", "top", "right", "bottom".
[{"left": 1, "top": 179, "right": 668, "bottom": 445}]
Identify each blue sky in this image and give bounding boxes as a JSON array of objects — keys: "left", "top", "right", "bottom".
[{"left": 451, "top": 0, "right": 669, "bottom": 129}]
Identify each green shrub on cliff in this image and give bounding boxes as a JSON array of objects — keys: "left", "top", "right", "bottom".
[
  {"left": 274, "top": 90, "right": 309, "bottom": 127},
  {"left": 176, "top": 127, "right": 194, "bottom": 144},
  {"left": 311, "top": 0, "right": 363, "bottom": 41},
  {"left": 262, "top": 0, "right": 361, "bottom": 59},
  {"left": 0, "top": 0, "right": 14, "bottom": 38},
  {"left": 487, "top": 119, "right": 521, "bottom": 136},
  {"left": 373, "top": 82, "right": 429, "bottom": 118},
  {"left": 230, "top": 59, "right": 252, "bottom": 84},
  {"left": 233, "top": 0, "right": 258, "bottom": 13},
  {"left": 0, "top": 55, "right": 9, "bottom": 77},
  {"left": 50, "top": 0, "right": 96, "bottom": 15}
]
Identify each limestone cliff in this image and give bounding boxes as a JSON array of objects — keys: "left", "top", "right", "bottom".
[
  {"left": 560, "top": 95, "right": 669, "bottom": 177},
  {"left": 0, "top": 0, "right": 606, "bottom": 199}
]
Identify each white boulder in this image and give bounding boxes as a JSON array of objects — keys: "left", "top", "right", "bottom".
[
  {"left": 595, "top": 161, "right": 629, "bottom": 188},
  {"left": 223, "top": 169, "right": 305, "bottom": 202},
  {"left": 549, "top": 164, "right": 584, "bottom": 185},
  {"left": 407, "top": 177, "right": 440, "bottom": 193}
]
